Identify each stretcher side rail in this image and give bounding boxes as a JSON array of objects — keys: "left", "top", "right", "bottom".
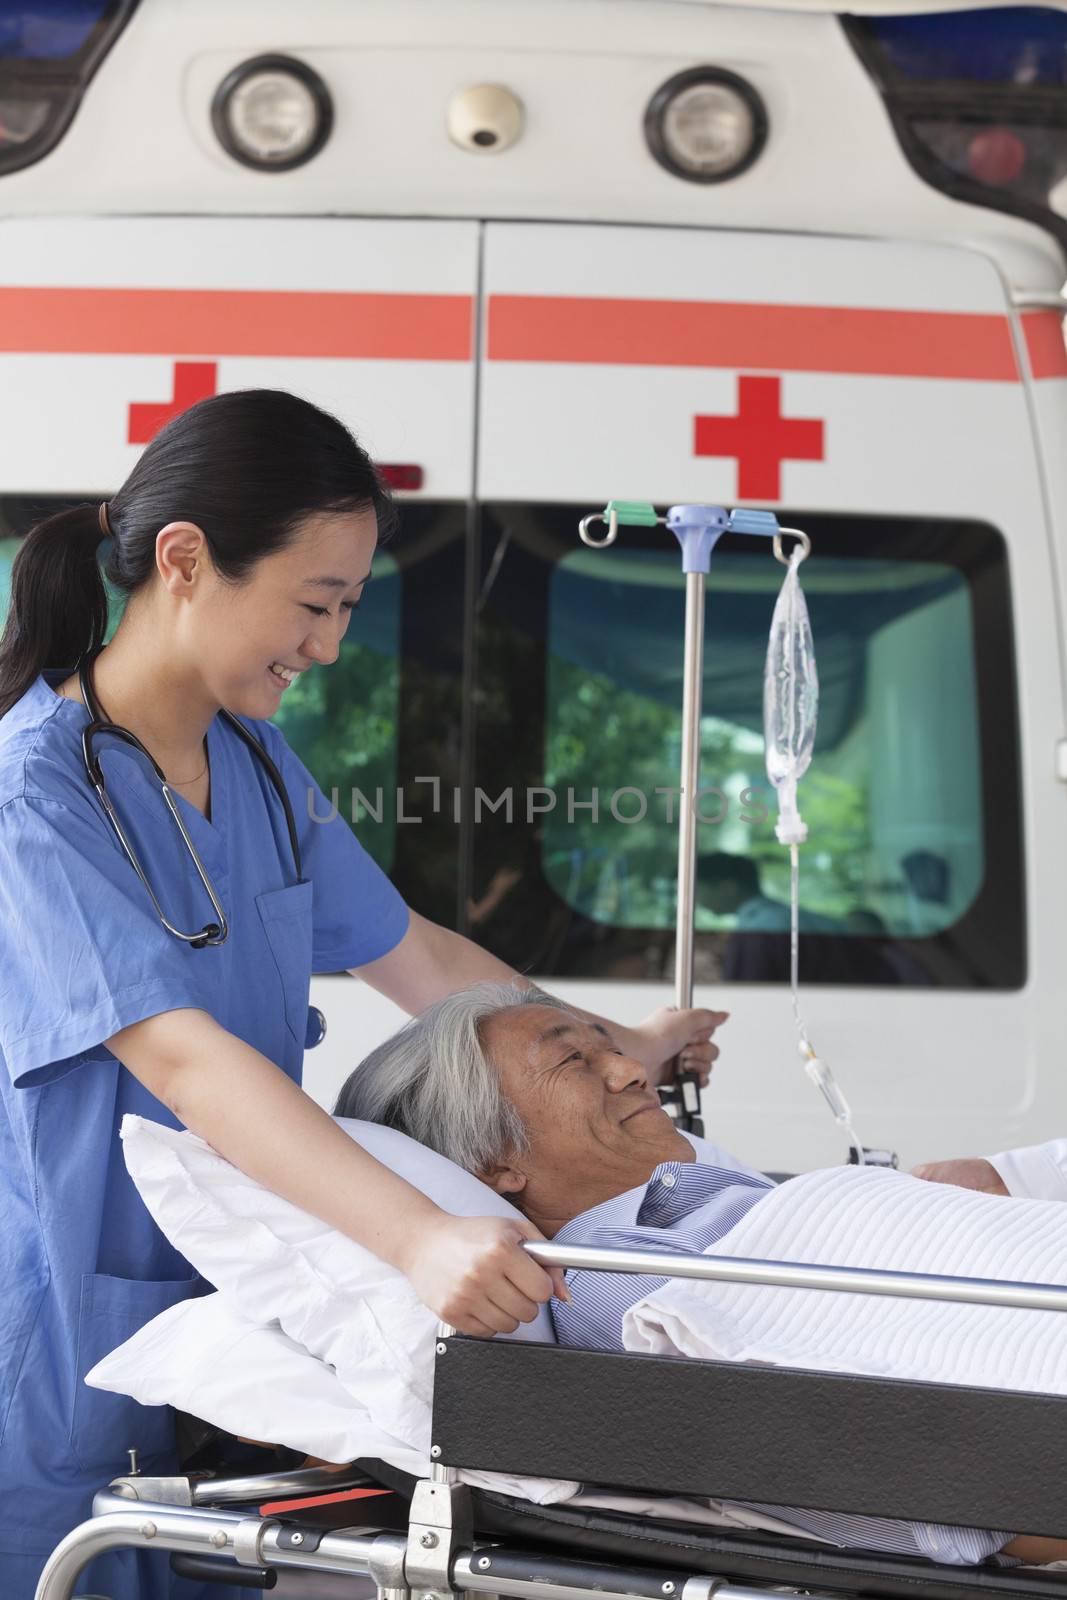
[
  {"left": 429, "top": 1240, "right": 1067, "bottom": 1537},
  {"left": 522, "top": 1239, "right": 1067, "bottom": 1313}
]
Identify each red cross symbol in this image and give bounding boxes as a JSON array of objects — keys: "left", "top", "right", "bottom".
[
  {"left": 127, "top": 361, "right": 219, "bottom": 445},
  {"left": 694, "top": 375, "right": 824, "bottom": 500}
]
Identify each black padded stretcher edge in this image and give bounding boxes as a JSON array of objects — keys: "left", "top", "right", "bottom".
[{"left": 433, "top": 1338, "right": 1067, "bottom": 1537}]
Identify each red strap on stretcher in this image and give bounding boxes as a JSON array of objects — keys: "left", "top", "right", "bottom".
[{"left": 258, "top": 1486, "right": 392, "bottom": 1515}]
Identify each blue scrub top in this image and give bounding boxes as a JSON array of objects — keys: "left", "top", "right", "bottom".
[{"left": 0, "top": 671, "right": 409, "bottom": 1583}]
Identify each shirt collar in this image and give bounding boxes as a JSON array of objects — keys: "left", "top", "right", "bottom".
[{"left": 554, "top": 1159, "right": 772, "bottom": 1244}]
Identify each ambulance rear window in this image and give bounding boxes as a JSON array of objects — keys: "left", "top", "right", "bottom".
[{"left": 470, "top": 505, "right": 1023, "bottom": 990}]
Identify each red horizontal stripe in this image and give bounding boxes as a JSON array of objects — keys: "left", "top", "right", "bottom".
[
  {"left": 259, "top": 1486, "right": 391, "bottom": 1515},
  {"left": 1022, "top": 309, "right": 1067, "bottom": 379},
  {"left": 0, "top": 287, "right": 473, "bottom": 361},
  {"left": 487, "top": 295, "right": 1020, "bottom": 382}
]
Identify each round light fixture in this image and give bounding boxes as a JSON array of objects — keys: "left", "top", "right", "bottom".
[
  {"left": 212, "top": 54, "right": 333, "bottom": 171},
  {"left": 644, "top": 67, "right": 767, "bottom": 184}
]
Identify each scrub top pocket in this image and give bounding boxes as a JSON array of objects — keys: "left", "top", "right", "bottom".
[
  {"left": 70, "top": 1271, "right": 202, "bottom": 1476},
  {"left": 256, "top": 880, "right": 314, "bottom": 1048}
]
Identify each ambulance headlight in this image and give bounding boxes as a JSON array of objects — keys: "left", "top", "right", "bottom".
[
  {"left": 212, "top": 55, "right": 333, "bottom": 171},
  {"left": 644, "top": 67, "right": 767, "bottom": 183}
]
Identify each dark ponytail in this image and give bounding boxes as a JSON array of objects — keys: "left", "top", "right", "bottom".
[
  {"left": 0, "top": 388, "right": 393, "bottom": 720},
  {"left": 0, "top": 505, "right": 110, "bottom": 718}
]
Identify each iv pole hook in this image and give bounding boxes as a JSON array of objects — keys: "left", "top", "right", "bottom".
[
  {"left": 579, "top": 507, "right": 620, "bottom": 548},
  {"left": 773, "top": 527, "right": 811, "bottom": 567}
]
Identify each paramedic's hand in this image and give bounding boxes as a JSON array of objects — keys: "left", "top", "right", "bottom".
[
  {"left": 404, "top": 1214, "right": 568, "bottom": 1338},
  {"left": 629, "top": 1007, "right": 730, "bottom": 1088},
  {"left": 910, "top": 1157, "right": 1009, "bottom": 1196}
]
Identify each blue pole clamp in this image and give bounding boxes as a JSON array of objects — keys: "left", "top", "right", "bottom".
[
  {"left": 665, "top": 505, "right": 779, "bottom": 573},
  {"left": 665, "top": 504, "right": 728, "bottom": 575},
  {"left": 726, "top": 509, "right": 780, "bottom": 540}
]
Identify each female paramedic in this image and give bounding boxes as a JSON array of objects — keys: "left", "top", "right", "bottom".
[{"left": 0, "top": 388, "right": 722, "bottom": 1600}]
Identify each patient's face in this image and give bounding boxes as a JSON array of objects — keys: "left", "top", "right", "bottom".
[{"left": 479, "top": 1006, "right": 694, "bottom": 1235}]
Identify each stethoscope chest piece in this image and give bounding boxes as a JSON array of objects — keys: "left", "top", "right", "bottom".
[{"left": 305, "top": 1006, "right": 327, "bottom": 1050}]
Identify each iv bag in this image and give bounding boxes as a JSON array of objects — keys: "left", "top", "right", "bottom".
[{"left": 763, "top": 551, "right": 819, "bottom": 845}]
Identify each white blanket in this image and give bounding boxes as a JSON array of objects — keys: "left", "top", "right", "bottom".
[{"left": 625, "top": 1164, "right": 1067, "bottom": 1394}]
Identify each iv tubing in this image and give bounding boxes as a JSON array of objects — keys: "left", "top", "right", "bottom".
[{"left": 789, "top": 849, "right": 865, "bottom": 1166}]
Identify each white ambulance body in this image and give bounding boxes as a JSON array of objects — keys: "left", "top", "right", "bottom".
[{"left": 0, "top": 0, "right": 1064, "bottom": 1171}]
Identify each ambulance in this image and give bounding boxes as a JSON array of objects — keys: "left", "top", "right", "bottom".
[{"left": 0, "top": 0, "right": 1064, "bottom": 1171}]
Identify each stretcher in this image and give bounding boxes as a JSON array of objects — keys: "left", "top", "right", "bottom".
[{"left": 36, "top": 1241, "right": 1067, "bottom": 1600}]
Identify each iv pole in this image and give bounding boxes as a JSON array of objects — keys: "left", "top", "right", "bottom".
[{"left": 579, "top": 502, "right": 779, "bottom": 1134}]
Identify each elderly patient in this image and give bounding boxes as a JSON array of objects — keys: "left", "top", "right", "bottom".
[{"left": 336, "top": 980, "right": 1056, "bottom": 1569}]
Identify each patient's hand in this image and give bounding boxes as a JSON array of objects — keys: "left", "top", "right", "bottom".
[
  {"left": 1003, "top": 1535, "right": 1067, "bottom": 1564},
  {"left": 630, "top": 1006, "right": 730, "bottom": 1087},
  {"left": 910, "top": 1158, "right": 1009, "bottom": 1196}
]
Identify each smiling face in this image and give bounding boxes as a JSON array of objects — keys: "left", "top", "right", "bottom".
[
  {"left": 479, "top": 1005, "right": 694, "bottom": 1235},
  {"left": 183, "top": 506, "right": 379, "bottom": 720}
]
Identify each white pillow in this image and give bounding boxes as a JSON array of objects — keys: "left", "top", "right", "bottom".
[
  {"left": 86, "top": 1288, "right": 579, "bottom": 1504},
  {"left": 89, "top": 1291, "right": 420, "bottom": 1472},
  {"left": 118, "top": 1115, "right": 556, "bottom": 1475}
]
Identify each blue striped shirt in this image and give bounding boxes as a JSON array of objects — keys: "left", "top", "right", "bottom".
[{"left": 552, "top": 1156, "right": 1011, "bottom": 1566}]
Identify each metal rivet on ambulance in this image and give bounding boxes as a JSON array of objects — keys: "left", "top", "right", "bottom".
[
  {"left": 447, "top": 84, "right": 524, "bottom": 154},
  {"left": 644, "top": 66, "right": 767, "bottom": 184},
  {"left": 212, "top": 53, "right": 334, "bottom": 172}
]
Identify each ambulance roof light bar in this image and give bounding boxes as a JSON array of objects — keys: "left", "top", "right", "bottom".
[
  {"left": 0, "top": 0, "right": 139, "bottom": 177},
  {"left": 845, "top": 8, "right": 1067, "bottom": 258}
]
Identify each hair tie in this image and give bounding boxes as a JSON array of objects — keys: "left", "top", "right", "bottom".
[{"left": 97, "top": 502, "right": 112, "bottom": 539}]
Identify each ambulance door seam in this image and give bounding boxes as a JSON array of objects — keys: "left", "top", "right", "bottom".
[
  {"left": 999, "top": 259, "right": 1067, "bottom": 721},
  {"left": 455, "top": 220, "right": 488, "bottom": 934}
]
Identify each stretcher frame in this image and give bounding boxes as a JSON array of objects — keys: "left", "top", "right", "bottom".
[{"left": 35, "top": 1242, "right": 1067, "bottom": 1600}]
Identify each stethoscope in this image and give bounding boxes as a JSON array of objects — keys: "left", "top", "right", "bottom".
[
  {"left": 78, "top": 643, "right": 302, "bottom": 950},
  {"left": 78, "top": 649, "right": 326, "bottom": 1049},
  {"left": 78, "top": 647, "right": 327, "bottom": 1048}
]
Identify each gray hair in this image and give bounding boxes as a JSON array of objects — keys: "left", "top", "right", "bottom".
[{"left": 333, "top": 980, "right": 575, "bottom": 1173}]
